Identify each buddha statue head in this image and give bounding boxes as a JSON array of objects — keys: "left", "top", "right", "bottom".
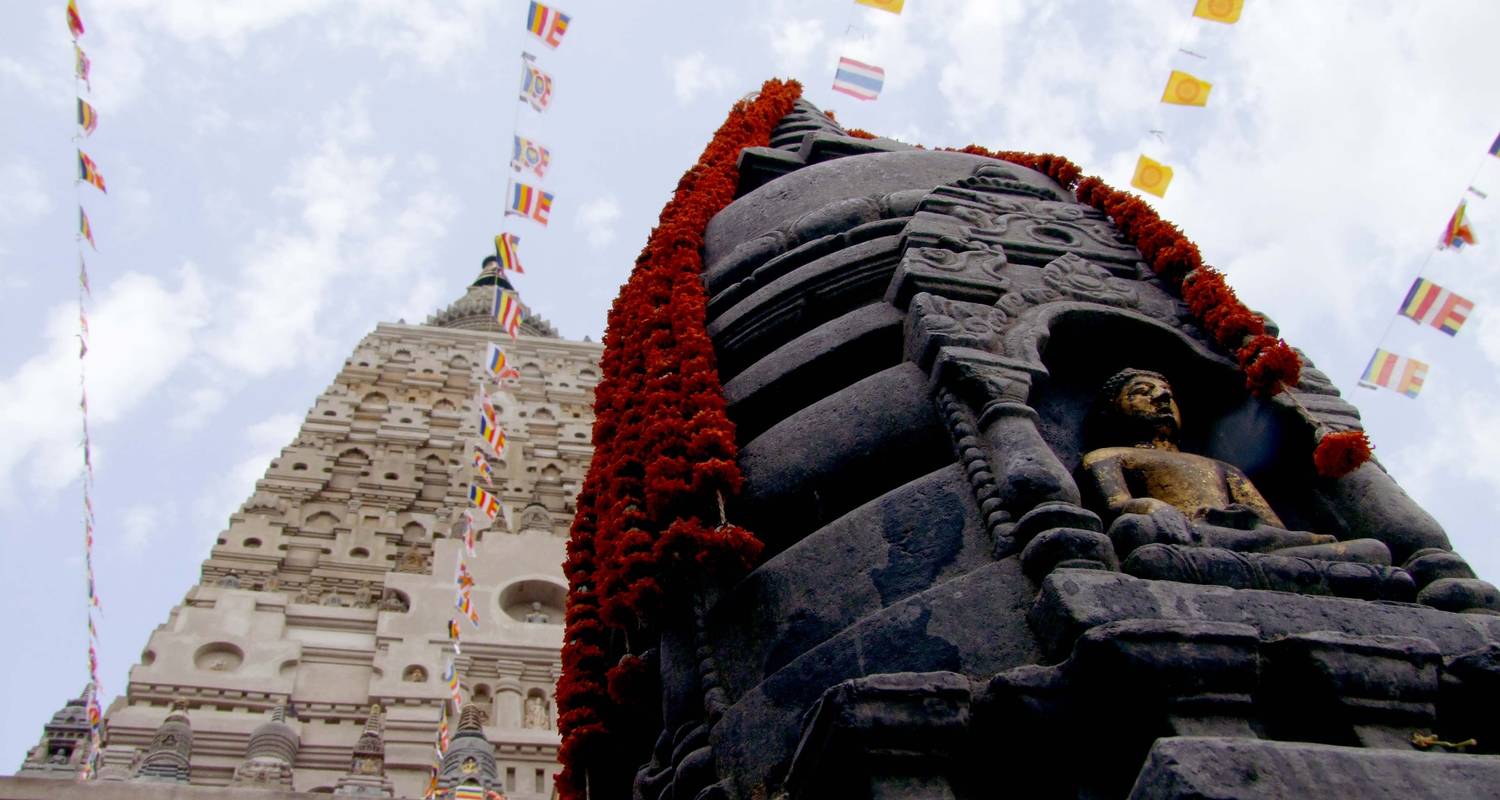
[{"left": 1088, "top": 368, "right": 1181, "bottom": 452}]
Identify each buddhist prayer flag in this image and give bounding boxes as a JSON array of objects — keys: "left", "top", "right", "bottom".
[
  {"left": 1130, "top": 154, "right": 1173, "bottom": 198},
  {"left": 1490, "top": 132, "right": 1500, "bottom": 157},
  {"left": 855, "top": 0, "right": 905, "bottom": 13},
  {"left": 472, "top": 448, "right": 494, "bottom": 479},
  {"left": 511, "top": 135, "right": 551, "bottom": 179},
  {"left": 447, "top": 618, "right": 462, "bottom": 644},
  {"left": 1161, "top": 70, "right": 1212, "bottom": 106},
  {"left": 462, "top": 510, "right": 476, "bottom": 556},
  {"left": 75, "top": 44, "right": 90, "bottom": 88},
  {"left": 456, "top": 563, "right": 475, "bottom": 590},
  {"left": 67, "top": 0, "right": 85, "bottom": 38},
  {"left": 1192, "top": 0, "right": 1243, "bottom": 24},
  {"left": 1360, "top": 348, "right": 1429, "bottom": 398},
  {"left": 77, "top": 98, "right": 98, "bottom": 135},
  {"left": 454, "top": 787, "right": 486, "bottom": 800},
  {"left": 506, "top": 181, "right": 553, "bottom": 226},
  {"left": 479, "top": 413, "right": 507, "bottom": 456},
  {"left": 77, "top": 150, "right": 106, "bottom": 193},
  {"left": 519, "top": 52, "right": 554, "bottom": 112},
  {"left": 1440, "top": 200, "right": 1476, "bottom": 249},
  {"left": 832, "top": 57, "right": 885, "bottom": 101},
  {"left": 79, "top": 207, "right": 96, "bottom": 249},
  {"left": 494, "top": 232, "right": 525, "bottom": 273},
  {"left": 469, "top": 483, "right": 502, "bottom": 521},
  {"left": 1399, "top": 278, "right": 1474, "bottom": 336},
  {"left": 526, "top": 2, "right": 571, "bottom": 49},
  {"left": 483, "top": 343, "right": 519, "bottom": 381},
  {"left": 492, "top": 287, "right": 524, "bottom": 339}
]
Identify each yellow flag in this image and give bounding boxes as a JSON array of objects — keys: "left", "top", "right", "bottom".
[
  {"left": 1161, "top": 70, "right": 1212, "bottom": 106},
  {"left": 1193, "top": 0, "right": 1243, "bottom": 24},
  {"left": 856, "top": 0, "right": 905, "bottom": 14},
  {"left": 1131, "top": 155, "right": 1173, "bottom": 198}
]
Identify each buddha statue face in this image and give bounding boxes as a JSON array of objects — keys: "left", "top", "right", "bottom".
[{"left": 1090, "top": 369, "right": 1181, "bottom": 450}]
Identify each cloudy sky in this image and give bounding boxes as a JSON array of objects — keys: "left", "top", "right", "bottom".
[{"left": 4, "top": 0, "right": 1500, "bottom": 764}]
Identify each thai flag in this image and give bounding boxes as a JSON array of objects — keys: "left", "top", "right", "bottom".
[{"left": 833, "top": 57, "right": 885, "bottom": 101}]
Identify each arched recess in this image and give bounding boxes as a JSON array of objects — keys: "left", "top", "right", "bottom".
[
  {"left": 1016, "top": 303, "right": 1323, "bottom": 534},
  {"left": 304, "top": 511, "right": 341, "bottom": 533},
  {"left": 498, "top": 577, "right": 566, "bottom": 623}
]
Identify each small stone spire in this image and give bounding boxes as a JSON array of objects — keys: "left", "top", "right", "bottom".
[
  {"left": 16, "top": 687, "right": 92, "bottom": 779},
  {"left": 131, "top": 699, "right": 192, "bottom": 783},
  {"left": 333, "top": 704, "right": 395, "bottom": 797},
  {"left": 229, "top": 703, "right": 300, "bottom": 788},
  {"left": 424, "top": 256, "right": 559, "bottom": 337},
  {"left": 437, "top": 702, "right": 501, "bottom": 797}
]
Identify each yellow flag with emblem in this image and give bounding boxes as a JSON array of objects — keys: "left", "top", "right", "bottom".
[
  {"left": 1131, "top": 155, "right": 1173, "bottom": 198},
  {"left": 1193, "top": 0, "right": 1243, "bottom": 24},
  {"left": 1161, "top": 70, "right": 1212, "bottom": 106},
  {"left": 855, "top": 0, "right": 905, "bottom": 14}
]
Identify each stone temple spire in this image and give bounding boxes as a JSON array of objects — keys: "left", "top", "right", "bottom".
[
  {"left": 229, "top": 704, "right": 300, "bottom": 789},
  {"left": 131, "top": 699, "right": 192, "bottom": 783},
  {"left": 437, "top": 702, "right": 501, "bottom": 797},
  {"left": 425, "top": 255, "right": 559, "bottom": 337},
  {"left": 15, "top": 686, "right": 91, "bottom": 778},
  {"left": 333, "top": 704, "right": 395, "bottom": 797}
]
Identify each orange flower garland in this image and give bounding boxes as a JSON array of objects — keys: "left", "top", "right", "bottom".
[{"left": 555, "top": 79, "right": 799, "bottom": 799}]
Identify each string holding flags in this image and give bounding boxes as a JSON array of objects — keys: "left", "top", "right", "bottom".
[{"left": 67, "top": 0, "right": 106, "bottom": 781}]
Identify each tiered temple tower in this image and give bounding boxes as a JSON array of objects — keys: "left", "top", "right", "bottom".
[{"left": 17, "top": 262, "right": 600, "bottom": 798}]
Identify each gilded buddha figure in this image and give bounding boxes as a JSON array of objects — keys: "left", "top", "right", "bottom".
[{"left": 1081, "top": 369, "right": 1389, "bottom": 563}]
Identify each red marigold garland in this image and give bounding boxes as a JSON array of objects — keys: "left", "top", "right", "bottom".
[
  {"left": 952, "top": 145, "right": 1367, "bottom": 475},
  {"left": 555, "top": 79, "right": 798, "bottom": 799}
]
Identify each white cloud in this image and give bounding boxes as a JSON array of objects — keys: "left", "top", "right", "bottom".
[
  {"left": 575, "top": 196, "right": 621, "bottom": 250},
  {"left": 169, "top": 386, "right": 227, "bottom": 432},
  {"left": 669, "top": 52, "right": 735, "bottom": 105},
  {"left": 121, "top": 504, "right": 161, "bottom": 554},
  {"left": 764, "top": 13, "right": 826, "bottom": 78},
  {"left": 0, "top": 160, "right": 52, "bottom": 226},
  {"left": 0, "top": 266, "right": 210, "bottom": 502}
]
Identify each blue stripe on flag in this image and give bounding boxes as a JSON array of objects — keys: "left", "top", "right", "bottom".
[{"left": 835, "top": 69, "right": 883, "bottom": 92}]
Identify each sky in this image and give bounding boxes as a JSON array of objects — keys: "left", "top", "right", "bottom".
[{"left": 4, "top": 0, "right": 1500, "bottom": 766}]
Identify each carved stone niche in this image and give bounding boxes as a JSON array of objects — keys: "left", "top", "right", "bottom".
[{"left": 1000, "top": 304, "right": 1461, "bottom": 587}]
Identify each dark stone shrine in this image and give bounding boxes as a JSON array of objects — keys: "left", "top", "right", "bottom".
[{"left": 596, "top": 98, "right": 1500, "bottom": 799}]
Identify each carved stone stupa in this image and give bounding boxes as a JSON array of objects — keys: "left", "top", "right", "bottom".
[{"left": 590, "top": 97, "right": 1500, "bottom": 799}]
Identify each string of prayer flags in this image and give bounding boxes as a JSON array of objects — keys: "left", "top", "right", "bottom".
[
  {"left": 519, "top": 52, "right": 554, "bottom": 112},
  {"left": 1161, "top": 70, "right": 1212, "bottom": 107},
  {"left": 469, "top": 484, "right": 502, "bottom": 520},
  {"left": 832, "top": 57, "right": 885, "bottom": 101},
  {"left": 1130, "top": 154, "right": 1174, "bottom": 198},
  {"left": 77, "top": 98, "right": 98, "bottom": 135},
  {"left": 506, "top": 180, "right": 553, "bottom": 225},
  {"left": 526, "top": 1, "right": 571, "bottom": 49},
  {"left": 511, "top": 135, "right": 551, "bottom": 179},
  {"left": 1399, "top": 278, "right": 1474, "bottom": 336},
  {"left": 494, "top": 232, "right": 525, "bottom": 273},
  {"left": 1439, "top": 200, "right": 1476, "bottom": 249},
  {"left": 1360, "top": 349, "right": 1429, "bottom": 398},
  {"left": 855, "top": 0, "right": 905, "bottom": 14},
  {"left": 492, "top": 287, "right": 524, "bottom": 339},
  {"left": 1192, "top": 0, "right": 1243, "bottom": 24},
  {"left": 78, "top": 150, "right": 106, "bottom": 193}
]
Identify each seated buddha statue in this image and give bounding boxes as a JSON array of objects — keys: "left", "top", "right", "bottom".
[{"left": 1080, "top": 369, "right": 1389, "bottom": 564}]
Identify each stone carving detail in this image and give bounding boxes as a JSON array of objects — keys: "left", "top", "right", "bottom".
[
  {"left": 524, "top": 602, "right": 550, "bottom": 624},
  {"left": 523, "top": 693, "right": 550, "bottom": 729}
]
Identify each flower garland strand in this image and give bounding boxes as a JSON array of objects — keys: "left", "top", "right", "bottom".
[
  {"left": 951, "top": 146, "right": 1371, "bottom": 478},
  {"left": 555, "top": 78, "right": 800, "bottom": 800}
]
